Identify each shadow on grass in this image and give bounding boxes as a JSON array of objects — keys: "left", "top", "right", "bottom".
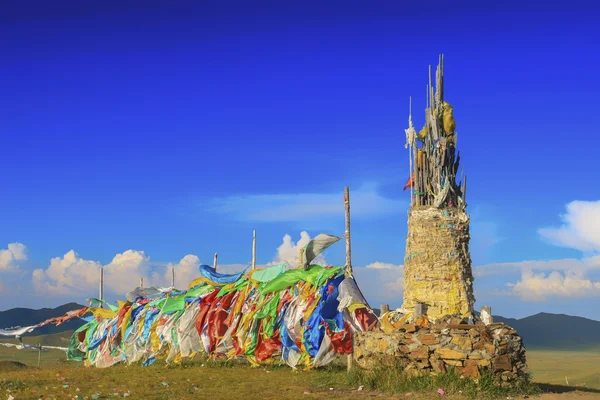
[{"left": 537, "top": 383, "right": 600, "bottom": 394}]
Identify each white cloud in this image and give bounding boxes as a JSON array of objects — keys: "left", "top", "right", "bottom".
[
  {"left": 202, "top": 183, "right": 404, "bottom": 222},
  {"left": 0, "top": 243, "right": 28, "bottom": 272},
  {"left": 29, "top": 231, "right": 336, "bottom": 297},
  {"left": 33, "top": 249, "right": 151, "bottom": 296},
  {"left": 538, "top": 200, "right": 600, "bottom": 253},
  {"left": 474, "top": 255, "right": 600, "bottom": 278},
  {"left": 473, "top": 201, "right": 600, "bottom": 302},
  {"left": 268, "top": 231, "right": 327, "bottom": 267},
  {"left": 475, "top": 257, "right": 600, "bottom": 302},
  {"left": 355, "top": 262, "right": 404, "bottom": 307},
  {"left": 152, "top": 254, "right": 200, "bottom": 289},
  {"left": 365, "top": 261, "right": 400, "bottom": 270},
  {"left": 511, "top": 270, "right": 600, "bottom": 302}
]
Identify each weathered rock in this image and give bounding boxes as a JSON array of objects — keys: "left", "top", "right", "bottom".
[
  {"left": 473, "top": 340, "right": 495, "bottom": 354},
  {"left": 444, "top": 359, "right": 464, "bottom": 367},
  {"left": 493, "top": 354, "right": 512, "bottom": 372},
  {"left": 410, "top": 346, "right": 429, "bottom": 360},
  {"left": 451, "top": 336, "right": 473, "bottom": 351},
  {"left": 477, "top": 359, "right": 491, "bottom": 368},
  {"left": 460, "top": 360, "right": 481, "bottom": 379},
  {"left": 418, "top": 333, "right": 438, "bottom": 345},
  {"left": 468, "top": 328, "right": 480, "bottom": 339},
  {"left": 436, "top": 348, "right": 466, "bottom": 360}
]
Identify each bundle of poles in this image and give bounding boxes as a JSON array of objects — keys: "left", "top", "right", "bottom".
[{"left": 405, "top": 54, "right": 466, "bottom": 209}]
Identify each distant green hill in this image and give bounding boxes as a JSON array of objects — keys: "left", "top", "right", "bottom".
[
  {"left": 0, "top": 302, "right": 85, "bottom": 336},
  {"left": 493, "top": 312, "right": 600, "bottom": 350}
]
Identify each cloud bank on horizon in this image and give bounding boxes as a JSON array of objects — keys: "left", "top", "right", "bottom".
[{"left": 1, "top": 200, "right": 599, "bottom": 317}]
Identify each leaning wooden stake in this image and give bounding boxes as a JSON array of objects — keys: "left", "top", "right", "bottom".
[
  {"left": 213, "top": 252, "right": 218, "bottom": 271},
  {"left": 171, "top": 267, "right": 175, "bottom": 288},
  {"left": 344, "top": 186, "right": 353, "bottom": 371},
  {"left": 38, "top": 342, "right": 41, "bottom": 368},
  {"left": 252, "top": 230, "right": 257, "bottom": 270}
]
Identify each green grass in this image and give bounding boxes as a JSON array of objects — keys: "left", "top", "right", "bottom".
[{"left": 2, "top": 334, "right": 600, "bottom": 399}]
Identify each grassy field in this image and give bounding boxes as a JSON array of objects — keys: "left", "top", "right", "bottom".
[
  {"left": 527, "top": 349, "right": 600, "bottom": 389},
  {"left": 2, "top": 338, "right": 600, "bottom": 399}
]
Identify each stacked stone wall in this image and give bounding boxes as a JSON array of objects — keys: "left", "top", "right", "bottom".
[{"left": 354, "top": 322, "right": 528, "bottom": 385}]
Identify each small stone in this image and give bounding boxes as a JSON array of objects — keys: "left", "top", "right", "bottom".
[
  {"left": 444, "top": 360, "right": 464, "bottom": 367},
  {"left": 402, "top": 324, "right": 417, "bottom": 333},
  {"left": 468, "top": 350, "right": 483, "bottom": 360}
]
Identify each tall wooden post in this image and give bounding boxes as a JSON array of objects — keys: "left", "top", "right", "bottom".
[
  {"left": 344, "top": 186, "right": 352, "bottom": 276},
  {"left": 344, "top": 186, "right": 353, "bottom": 371},
  {"left": 99, "top": 267, "right": 104, "bottom": 301},
  {"left": 171, "top": 267, "right": 175, "bottom": 288},
  {"left": 140, "top": 277, "right": 144, "bottom": 288},
  {"left": 37, "top": 342, "right": 41, "bottom": 368},
  {"left": 252, "top": 230, "right": 257, "bottom": 270},
  {"left": 213, "top": 252, "right": 218, "bottom": 271}
]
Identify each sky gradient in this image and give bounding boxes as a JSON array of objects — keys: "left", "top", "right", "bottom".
[{"left": 1, "top": 1, "right": 599, "bottom": 320}]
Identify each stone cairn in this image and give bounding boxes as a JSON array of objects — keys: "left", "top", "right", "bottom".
[
  {"left": 354, "top": 318, "right": 529, "bottom": 385},
  {"left": 353, "top": 55, "right": 528, "bottom": 385}
]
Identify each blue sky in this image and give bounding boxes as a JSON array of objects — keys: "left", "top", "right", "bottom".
[{"left": 1, "top": 1, "right": 599, "bottom": 320}]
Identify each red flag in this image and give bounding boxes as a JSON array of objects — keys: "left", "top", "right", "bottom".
[{"left": 403, "top": 172, "right": 415, "bottom": 191}]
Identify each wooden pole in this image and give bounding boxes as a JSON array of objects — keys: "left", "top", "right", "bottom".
[
  {"left": 140, "top": 277, "right": 144, "bottom": 288},
  {"left": 213, "top": 252, "right": 218, "bottom": 271},
  {"left": 380, "top": 304, "right": 390, "bottom": 315},
  {"left": 37, "top": 342, "right": 41, "bottom": 368},
  {"left": 171, "top": 267, "right": 175, "bottom": 288},
  {"left": 409, "top": 97, "right": 414, "bottom": 204},
  {"left": 99, "top": 267, "right": 104, "bottom": 302},
  {"left": 344, "top": 186, "right": 352, "bottom": 276},
  {"left": 344, "top": 186, "right": 353, "bottom": 372},
  {"left": 252, "top": 230, "right": 257, "bottom": 270}
]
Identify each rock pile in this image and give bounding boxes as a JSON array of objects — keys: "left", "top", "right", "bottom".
[{"left": 354, "top": 321, "right": 528, "bottom": 385}]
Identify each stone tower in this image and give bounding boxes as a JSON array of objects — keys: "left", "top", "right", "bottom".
[{"left": 400, "top": 55, "right": 475, "bottom": 320}]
